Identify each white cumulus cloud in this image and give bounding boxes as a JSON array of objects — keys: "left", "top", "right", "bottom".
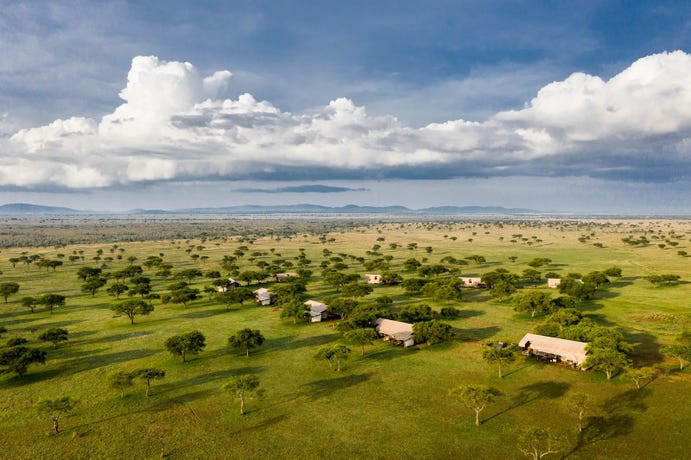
[{"left": 3, "top": 51, "right": 691, "bottom": 189}]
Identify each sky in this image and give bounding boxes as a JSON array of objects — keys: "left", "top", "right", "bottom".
[{"left": 1, "top": 0, "right": 690, "bottom": 214}]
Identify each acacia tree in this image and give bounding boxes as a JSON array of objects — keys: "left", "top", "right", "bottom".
[
  {"left": 164, "top": 331, "right": 206, "bottom": 362},
  {"left": 489, "top": 281, "right": 516, "bottom": 300},
  {"left": 35, "top": 396, "right": 78, "bottom": 434},
  {"left": 106, "top": 282, "right": 129, "bottom": 299},
  {"left": 133, "top": 368, "right": 166, "bottom": 398},
  {"left": 110, "top": 299, "right": 154, "bottom": 325},
  {"left": 517, "top": 427, "right": 564, "bottom": 460},
  {"left": 482, "top": 344, "right": 518, "bottom": 378},
  {"left": 21, "top": 296, "right": 37, "bottom": 313},
  {"left": 37, "top": 294, "right": 66, "bottom": 314},
  {"left": 110, "top": 371, "right": 135, "bottom": 398},
  {"left": 228, "top": 328, "right": 265, "bottom": 357},
  {"left": 315, "top": 344, "right": 351, "bottom": 372},
  {"left": 0, "top": 346, "right": 46, "bottom": 376},
  {"left": 448, "top": 384, "right": 502, "bottom": 426},
  {"left": 216, "top": 287, "right": 254, "bottom": 311},
  {"left": 280, "top": 298, "right": 308, "bottom": 324},
  {"left": 625, "top": 367, "right": 656, "bottom": 390},
  {"left": 223, "top": 374, "right": 262, "bottom": 415},
  {"left": 660, "top": 330, "right": 691, "bottom": 370},
  {"left": 38, "top": 328, "right": 69, "bottom": 348},
  {"left": 513, "top": 291, "right": 553, "bottom": 318},
  {"left": 81, "top": 277, "right": 107, "bottom": 296},
  {"left": 413, "top": 320, "right": 454, "bottom": 346},
  {"left": 563, "top": 392, "right": 591, "bottom": 433},
  {"left": 585, "top": 348, "right": 630, "bottom": 380},
  {"left": 0, "top": 282, "right": 20, "bottom": 303},
  {"left": 344, "top": 328, "right": 379, "bottom": 355}
]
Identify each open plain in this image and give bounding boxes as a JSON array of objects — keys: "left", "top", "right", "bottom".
[{"left": 0, "top": 216, "right": 689, "bottom": 459}]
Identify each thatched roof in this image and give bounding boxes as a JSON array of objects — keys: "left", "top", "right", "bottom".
[
  {"left": 375, "top": 318, "right": 414, "bottom": 342},
  {"left": 519, "top": 333, "right": 588, "bottom": 366}
]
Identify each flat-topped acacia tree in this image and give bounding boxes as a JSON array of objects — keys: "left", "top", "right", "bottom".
[
  {"left": 38, "top": 328, "right": 69, "bottom": 348},
  {"left": 228, "top": 328, "right": 265, "bottom": 357},
  {"left": 37, "top": 294, "right": 66, "bottom": 314},
  {"left": 110, "top": 299, "right": 154, "bottom": 325},
  {"left": 164, "top": 331, "right": 206, "bottom": 362},
  {"left": 35, "top": 396, "right": 78, "bottom": 434}
]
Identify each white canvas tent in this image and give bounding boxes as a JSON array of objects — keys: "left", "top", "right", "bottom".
[
  {"left": 518, "top": 333, "right": 588, "bottom": 368},
  {"left": 254, "top": 288, "right": 271, "bottom": 306},
  {"left": 375, "top": 318, "right": 415, "bottom": 347},
  {"left": 305, "top": 300, "right": 328, "bottom": 322}
]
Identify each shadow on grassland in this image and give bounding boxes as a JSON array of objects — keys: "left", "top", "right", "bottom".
[
  {"left": 0, "top": 348, "right": 159, "bottom": 387},
  {"left": 458, "top": 326, "right": 501, "bottom": 341},
  {"left": 484, "top": 380, "right": 571, "bottom": 423},
  {"left": 566, "top": 413, "right": 635, "bottom": 458},
  {"left": 157, "top": 366, "right": 265, "bottom": 396},
  {"left": 77, "top": 330, "right": 153, "bottom": 346},
  {"left": 256, "top": 333, "right": 337, "bottom": 356},
  {"left": 299, "top": 373, "right": 372, "bottom": 401},
  {"left": 178, "top": 308, "right": 227, "bottom": 319},
  {"left": 230, "top": 414, "right": 289, "bottom": 434},
  {"left": 625, "top": 331, "right": 664, "bottom": 364},
  {"left": 455, "top": 309, "right": 485, "bottom": 319},
  {"left": 16, "top": 319, "right": 84, "bottom": 333},
  {"left": 359, "top": 345, "right": 418, "bottom": 363}
]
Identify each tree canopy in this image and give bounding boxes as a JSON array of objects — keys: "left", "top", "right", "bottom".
[
  {"left": 35, "top": 396, "right": 78, "bottom": 434},
  {"left": 228, "top": 328, "right": 265, "bottom": 357},
  {"left": 223, "top": 374, "right": 262, "bottom": 415},
  {"left": 110, "top": 299, "right": 154, "bottom": 325},
  {"left": 449, "top": 384, "right": 502, "bottom": 426},
  {"left": 38, "top": 328, "right": 69, "bottom": 347},
  {"left": 164, "top": 331, "right": 206, "bottom": 362}
]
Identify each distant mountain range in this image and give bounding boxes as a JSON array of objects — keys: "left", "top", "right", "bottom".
[{"left": 0, "top": 202, "right": 540, "bottom": 216}]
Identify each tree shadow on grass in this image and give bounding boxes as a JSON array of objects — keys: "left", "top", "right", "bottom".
[
  {"left": 455, "top": 309, "right": 485, "bottom": 319},
  {"left": 602, "top": 388, "right": 651, "bottom": 414},
  {"left": 458, "top": 326, "right": 501, "bottom": 342},
  {"left": 264, "top": 333, "right": 338, "bottom": 354},
  {"left": 566, "top": 414, "right": 635, "bottom": 457},
  {"left": 17, "top": 319, "right": 83, "bottom": 333},
  {"left": 502, "top": 361, "right": 537, "bottom": 378},
  {"left": 158, "top": 366, "right": 265, "bottom": 396},
  {"left": 612, "top": 276, "right": 639, "bottom": 288},
  {"left": 577, "top": 302, "right": 604, "bottom": 312},
  {"left": 299, "top": 373, "right": 372, "bottom": 401},
  {"left": 178, "top": 308, "right": 227, "bottom": 319},
  {"left": 462, "top": 290, "right": 492, "bottom": 302},
  {"left": 359, "top": 345, "right": 417, "bottom": 363},
  {"left": 15, "top": 348, "right": 160, "bottom": 384},
  {"left": 625, "top": 332, "right": 664, "bottom": 365},
  {"left": 486, "top": 380, "right": 571, "bottom": 423},
  {"left": 77, "top": 330, "right": 153, "bottom": 346},
  {"left": 582, "top": 313, "right": 616, "bottom": 327},
  {"left": 230, "top": 414, "right": 289, "bottom": 434},
  {"left": 594, "top": 290, "right": 620, "bottom": 300}
]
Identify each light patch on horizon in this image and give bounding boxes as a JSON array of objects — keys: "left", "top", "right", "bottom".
[
  {"left": 2, "top": 51, "right": 691, "bottom": 191},
  {"left": 233, "top": 184, "right": 369, "bottom": 194}
]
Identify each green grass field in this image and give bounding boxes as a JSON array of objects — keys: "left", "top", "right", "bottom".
[{"left": 0, "top": 218, "right": 689, "bottom": 459}]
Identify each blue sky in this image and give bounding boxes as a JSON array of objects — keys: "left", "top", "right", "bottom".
[{"left": 1, "top": 0, "right": 690, "bottom": 213}]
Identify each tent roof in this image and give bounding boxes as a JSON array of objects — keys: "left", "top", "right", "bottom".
[
  {"left": 519, "top": 333, "right": 588, "bottom": 365},
  {"left": 305, "top": 300, "right": 327, "bottom": 315},
  {"left": 375, "top": 318, "right": 414, "bottom": 342}
]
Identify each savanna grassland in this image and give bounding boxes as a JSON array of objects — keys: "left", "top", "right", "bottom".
[{"left": 0, "top": 216, "right": 689, "bottom": 459}]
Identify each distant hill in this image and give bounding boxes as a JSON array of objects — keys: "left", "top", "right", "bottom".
[
  {"left": 0, "top": 203, "right": 84, "bottom": 215},
  {"left": 0, "top": 202, "right": 541, "bottom": 216}
]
